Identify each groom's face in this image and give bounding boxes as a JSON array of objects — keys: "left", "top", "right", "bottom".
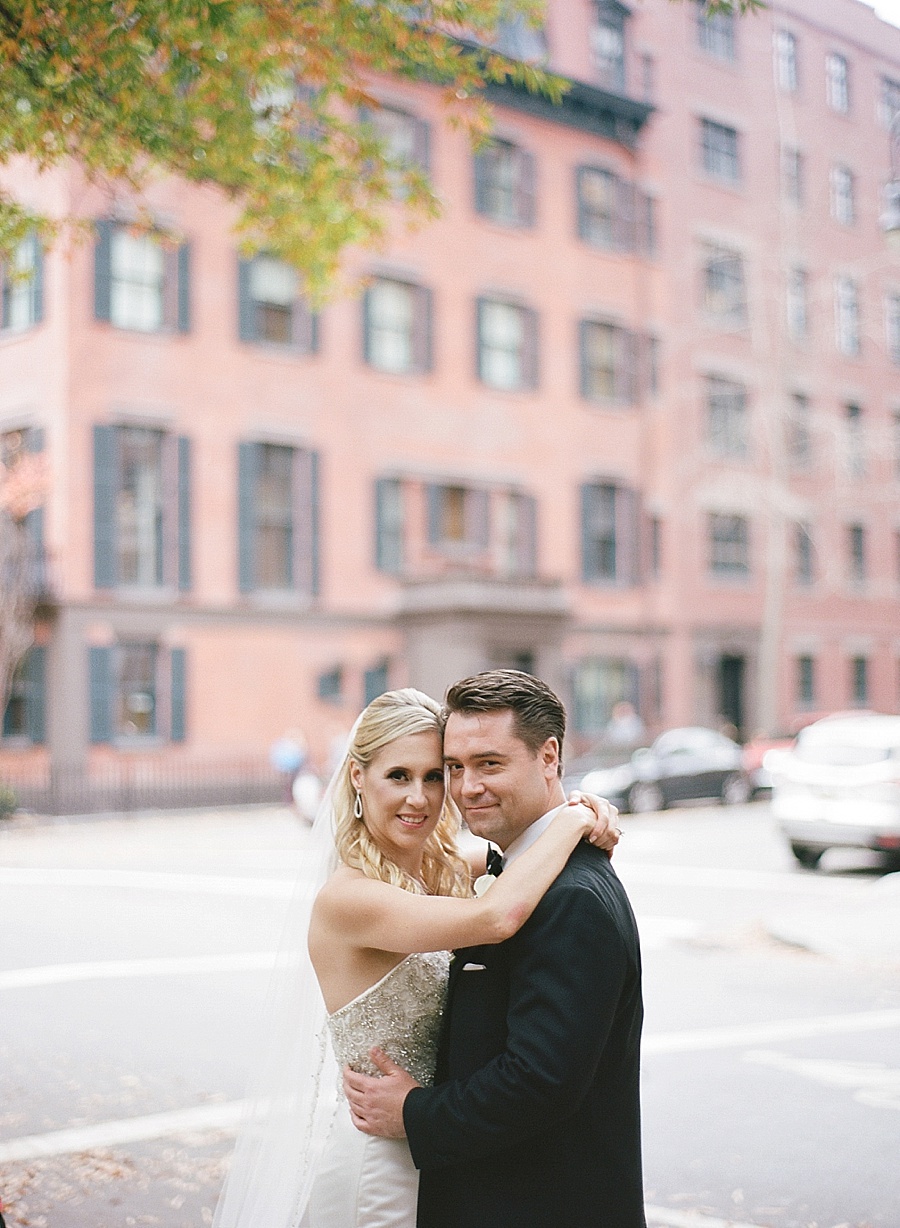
[{"left": 444, "top": 709, "right": 561, "bottom": 849}]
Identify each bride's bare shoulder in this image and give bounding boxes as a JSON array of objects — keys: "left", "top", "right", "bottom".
[{"left": 313, "top": 865, "right": 374, "bottom": 921}]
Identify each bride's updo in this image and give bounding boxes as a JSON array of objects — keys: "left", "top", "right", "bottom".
[{"left": 333, "top": 688, "right": 471, "bottom": 899}]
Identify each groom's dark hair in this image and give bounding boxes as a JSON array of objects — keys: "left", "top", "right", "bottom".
[{"left": 444, "top": 670, "right": 566, "bottom": 777}]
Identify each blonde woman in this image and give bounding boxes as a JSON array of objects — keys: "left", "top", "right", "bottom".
[{"left": 213, "top": 687, "right": 617, "bottom": 1228}]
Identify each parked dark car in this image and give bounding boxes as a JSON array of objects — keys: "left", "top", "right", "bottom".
[{"left": 575, "top": 726, "right": 750, "bottom": 813}]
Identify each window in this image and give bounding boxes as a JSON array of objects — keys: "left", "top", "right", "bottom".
[
  {"left": 577, "top": 167, "right": 629, "bottom": 249},
  {"left": 581, "top": 482, "right": 640, "bottom": 585},
  {"left": 1, "top": 426, "right": 46, "bottom": 589},
  {"left": 572, "top": 657, "right": 639, "bottom": 736},
  {"left": 851, "top": 656, "right": 869, "bottom": 707},
  {"left": 492, "top": 15, "right": 547, "bottom": 62},
  {"left": 826, "top": 52, "right": 850, "bottom": 113},
  {"left": 881, "top": 76, "right": 900, "bottom": 127},
  {"left": 364, "top": 660, "right": 390, "bottom": 706},
  {"left": 706, "top": 376, "right": 748, "bottom": 458},
  {"left": 426, "top": 484, "right": 489, "bottom": 553},
  {"left": 696, "top": 1, "right": 735, "bottom": 61},
  {"left": 473, "top": 139, "right": 535, "bottom": 227},
  {"left": 367, "top": 105, "right": 430, "bottom": 176},
  {"left": 835, "top": 276, "right": 861, "bottom": 357},
  {"left": 788, "top": 393, "right": 812, "bottom": 469},
  {"left": 94, "top": 222, "right": 190, "bottom": 334},
  {"left": 92, "top": 425, "right": 191, "bottom": 592},
  {"left": 1, "top": 234, "right": 43, "bottom": 333},
  {"left": 786, "top": 268, "right": 809, "bottom": 342},
  {"left": 701, "top": 245, "right": 747, "bottom": 326},
  {"left": 374, "top": 478, "right": 405, "bottom": 574},
  {"left": 700, "top": 119, "right": 740, "bottom": 183},
  {"left": 708, "top": 513, "right": 749, "bottom": 577},
  {"left": 847, "top": 523, "right": 866, "bottom": 585},
  {"left": 886, "top": 294, "right": 900, "bottom": 365},
  {"left": 775, "top": 30, "right": 798, "bottom": 91},
  {"left": 830, "top": 166, "right": 855, "bottom": 225},
  {"left": 2, "top": 647, "right": 46, "bottom": 744},
  {"left": 364, "top": 278, "right": 432, "bottom": 374},
  {"left": 797, "top": 655, "right": 815, "bottom": 707},
  {"left": 237, "top": 442, "right": 319, "bottom": 595},
  {"left": 238, "top": 255, "right": 317, "bottom": 351},
  {"left": 477, "top": 298, "right": 538, "bottom": 391},
  {"left": 795, "top": 523, "right": 815, "bottom": 585},
  {"left": 89, "top": 643, "right": 186, "bottom": 744},
  {"left": 591, "top": 2, "right": 627, "bottom": 92},
  {"left": 580, "top": 321, "right": 637, "bottom": 404},
  {"left": 844, "top": 403, "right": 865, "bottom": 478},
  {"left": 781, "top": 146, "right": 804, "bottom": 206}
]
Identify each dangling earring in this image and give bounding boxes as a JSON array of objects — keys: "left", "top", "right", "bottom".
[{"left": 354, "top": 790, "right": 363, "bottom": 819}]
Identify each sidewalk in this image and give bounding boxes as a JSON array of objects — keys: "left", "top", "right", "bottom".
[{"left": 767, "top": 871, "right": 900, "bottom": 966}]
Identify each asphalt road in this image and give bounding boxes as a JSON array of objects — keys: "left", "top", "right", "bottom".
[{"left": 0, "top": 801, "right": 897, "bottom": 1228}]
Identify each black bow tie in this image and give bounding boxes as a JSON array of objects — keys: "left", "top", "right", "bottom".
[{"left": 486, "top": 846, "right": 504, "bottom": 877}]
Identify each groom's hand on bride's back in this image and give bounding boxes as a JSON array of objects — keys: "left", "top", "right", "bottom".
[
  {"left": 343, "top": 1048, "right": 420, "bottom": 1139},
  {"left": 566, "top": 791, "right": 621, "bottom": 855}
]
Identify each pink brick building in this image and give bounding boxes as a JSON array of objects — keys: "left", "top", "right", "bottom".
[{"left": 2, "top": 0, "right": 900, "bottom": 802}]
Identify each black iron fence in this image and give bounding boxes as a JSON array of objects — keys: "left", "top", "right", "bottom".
[{"left": 0, "top": 758, "right": 284, "bottom": 816}]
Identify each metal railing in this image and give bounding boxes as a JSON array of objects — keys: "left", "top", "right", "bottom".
[{"left": 0, "top": 758, "right": 284, "bottom": 816}]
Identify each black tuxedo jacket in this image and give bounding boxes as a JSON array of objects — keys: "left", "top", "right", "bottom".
[{"left": 403, "top": 842, "right": 645, "bottom": 1228}]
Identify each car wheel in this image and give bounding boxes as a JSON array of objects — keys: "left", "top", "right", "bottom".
[
  {"left": 790, "top": 842, "right": 824, "bottom": 870},
  {"left": 627, "top": 781, "right": 665, "bottom": 814},
  {"left": 720, "top": 772, "right": 751, "bottom": 805}
]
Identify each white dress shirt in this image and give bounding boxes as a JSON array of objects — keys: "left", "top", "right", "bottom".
[{"left": 495, "top": 802, "right": 565, "bottom": 869}]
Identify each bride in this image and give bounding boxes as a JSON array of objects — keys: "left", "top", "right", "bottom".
[{"left": 213, "top": 687, "right": 618, "bottom": 1228}]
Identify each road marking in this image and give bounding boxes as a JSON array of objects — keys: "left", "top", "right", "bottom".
[
  {"left": 645, "top": 1208, "right": 768, "bottom": 1228},
  {"left": 644, "top": 1008, "right": 900, "bottom": 1055},
  {"left": 0, "top": 952, "right": 282, "bottom": 990},
  {"left": 0, "top": 1101, "right": 246, "bottom": 1162},
  {"left": 617, "top": 862, "right": 869, "bottom": 896},
  {"left": 744, "top": 1050, "right": 900, "bottom": 1111},
  {"left": 0, "top": 866, "right": 296, "bottom": 897}
]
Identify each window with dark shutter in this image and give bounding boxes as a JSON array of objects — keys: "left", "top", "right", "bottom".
[
  {"left": 237, "top": 254, "right": 317, "bottom": 352},
  {"left": 473, "top": 140, "right": 535, "bottom": 227},
  {"left": 1, "top": 233, "right": 43, "bottom": 332},
  {"left": 95, "top": 221, "right": 192, "bottom": 334},
  {"left": 477, "top": 298, "right": 535, "bottom": 391},
  {"left": 237, "top": 441, "right": 319, "bottom": 596},
  {"left": 89, "top": 645, "right": 113, "bottom": 744},
  {"left": 365, "top": 278, "right": 431, "bottom": 374}
]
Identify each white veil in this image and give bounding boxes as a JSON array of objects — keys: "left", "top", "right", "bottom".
[{"left": 212, "top": 740, "right": 352, "bottom": 1228}]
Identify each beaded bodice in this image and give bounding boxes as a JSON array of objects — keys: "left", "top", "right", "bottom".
[{"left": 327, "top": 950, "right": 450, "bottom": 1087}]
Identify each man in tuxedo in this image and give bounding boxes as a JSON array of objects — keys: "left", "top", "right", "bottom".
[{"left": 344, "top": 670, "right": 646, "bottom": 1228}]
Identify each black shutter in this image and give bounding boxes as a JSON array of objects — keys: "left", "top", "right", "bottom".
[
  {"left": 522, "top": 307, "right": 539, "bottom": 390},
  {"left": 89, "top": 646, "right": 113, "bottom": 744},
  {"left": 578, "top": 320, "right": 591, "bottom": 399},
  {"left": 413, "top": 117, "right": 431, "bottom": 172},
  {"left": 94, "top": 220, "right": 114, "bottom": 321},
  {"left": 177, "top": 242, "right": 191, "bottom": 333},
  {"left": 237, "top": 442, "right": 258, "bottom": 593},
  {"left": 473, "top": 148, "right": 489, "bottom": 215},
  {"left": 617, "top": 486, "right": 641, "bottom": 586},
  {"left": 468, "top": 488, "right": 490, "bottom": 550},
  {"left": 309, "top": 450, "right": 320, "bottom": 596},
  {"left": 27, "top": 646, "right": 46, "bottom": 744},
  {"left": 291, "top": 299, "right": 316, "bottom": 354},
  {"left": 426, "top": 483, "right": 442, "bottom": 544},
  {"left": 362, "top": 286, "right": 374, "bottom": 364},
  {"left": 375, "top": 478, "right": 404, "bottom": 573},
  {"left": 615, "top": 179, "right": 636, "bottom": 251},
  {"left": 170, "top": 647, "right": 186, "bottom": 743},
  {"left": 517, "top": 149, "right": 536, "bottom": 227},
  {"left": 177, "top": 436, "right": 192, "bottom": 591},
  {"left": 475, "top": 298, "right": 487, "bottom": 382},
  {"left": 518, "top": 493, "right": 538, "bottom": 576},
  {"left": 32, "top": 236, "right": 45, "bottom": 323},
  {"left": 237, "top": 257, "right": 256, "bottom": 342},
  {"left": 292, "top": 447, "right": 319, "bottom": 596},
  {"left": 622, "top": 330, "right": 639, "bottom": 404},
  {"left": 413, "top": 285, "right": 433, "bottom": 373},
  {"left": 580, "top": 484, "right": 595, "bottom": 582},
  {"left": 93, "top": 425, "right": 117, "bottom": 588},
  {"left": 576, "top": 167, "right": 588, "bottom": 241}
]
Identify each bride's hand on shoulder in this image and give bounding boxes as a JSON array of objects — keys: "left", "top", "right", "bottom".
[{"left": 565, "top": 791, "right": 621, "bottom": 855}]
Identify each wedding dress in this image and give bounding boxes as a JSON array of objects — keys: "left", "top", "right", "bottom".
[{"left": 301, "top": 950, "right": 450, "bottom": 1228}]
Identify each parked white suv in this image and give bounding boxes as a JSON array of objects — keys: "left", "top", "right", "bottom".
[{"left": 766, "top": 713, "right": 900, "bottom": 869}]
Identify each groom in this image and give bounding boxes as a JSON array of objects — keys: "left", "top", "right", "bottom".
[{"left": 344, "top": 670, "right": 646, "bottom": 1228}]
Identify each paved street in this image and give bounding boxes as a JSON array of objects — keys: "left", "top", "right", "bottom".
[{"left": 0, "top": 802, "right": 898, "bottom": 1228}]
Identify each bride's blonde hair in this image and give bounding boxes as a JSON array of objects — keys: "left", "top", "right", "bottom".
[{"left": 333, "top": 688, "right": 471, "bottom": 899}]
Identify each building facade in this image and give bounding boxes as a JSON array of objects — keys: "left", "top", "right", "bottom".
[{"left": 2, "top": 0, "right": 900, "bottom": 799}]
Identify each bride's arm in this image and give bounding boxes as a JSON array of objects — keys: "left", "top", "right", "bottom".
[{"left": 314, "top": 801, "right": 607, "bottom": 956}]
